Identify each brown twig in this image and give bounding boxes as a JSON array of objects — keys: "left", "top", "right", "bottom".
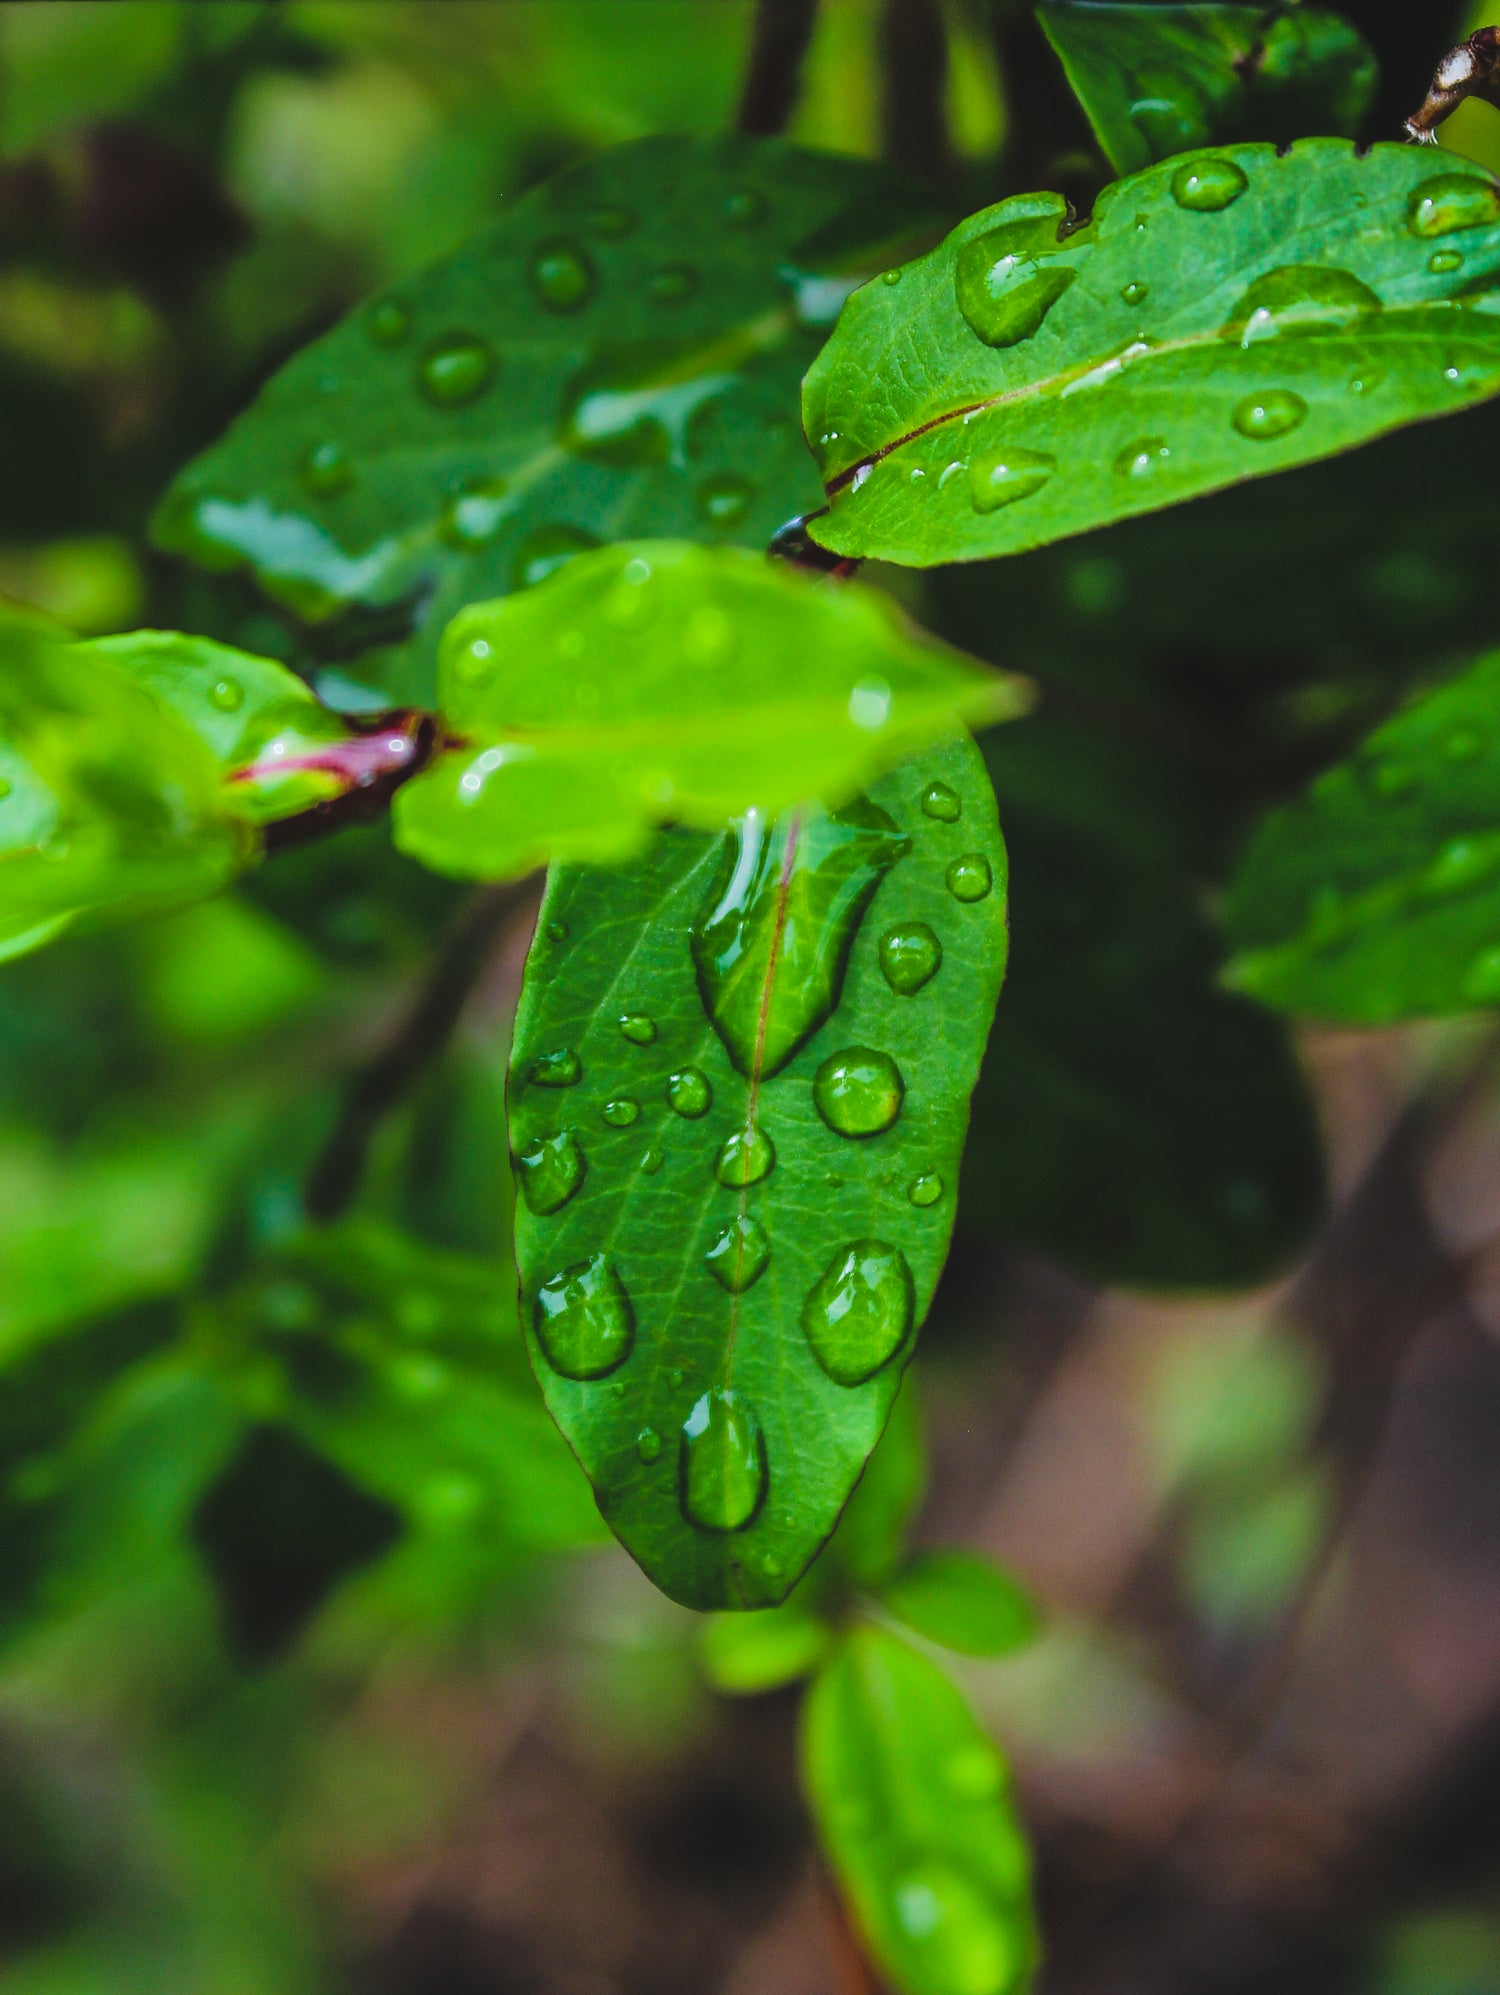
[{"left": 736, "top": 0, "right": 820, "bottom": 137}]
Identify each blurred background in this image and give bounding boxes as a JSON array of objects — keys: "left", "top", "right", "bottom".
[{"left": 6, "top": 3, "right": 1500, "bottom": 1991}]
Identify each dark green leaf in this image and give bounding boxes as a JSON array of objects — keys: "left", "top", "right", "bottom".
[
  {"left": 806, "top": 141, "right": 1500, "bottom": 566},
  {"left": 1226, "top": 648, "right": 1500, "bottom": 1020},
  {"left": 802, "top": 1625, "right": 1038, "bottom": 1995},
  {"left": 699, "top": 1598, "right": 832, "bottom": 1693},
  {"left": 1038, "top": 3, "right": 1377, "bottom": 177},
  {"left": 879, "top": 1550, "right": 1040, "bottom": 1658},
  {"left": 153, "top": 136, "right": 934, "bottom": 702},
  {"left": 509, "top": 738, "right": 1007, "bottom": 1609},
  {"left": 393, "top": 542, "right": 1025, "bottom": 880}
]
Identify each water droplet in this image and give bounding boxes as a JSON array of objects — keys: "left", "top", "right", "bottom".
[
  {"left": 849, "top": 677, "right": 892, "bottom": 729},
  {"left": 1222, "top": 265, "right": 1381, "bottom": 350},
  {"left": 1466, "top": 946, "right": 1500, "bottom": 1004},
  {"left": 208, "top": 677, "right": 244, "bottom": 712},
  {"left": 693, "top": 798, "right": 909, "bottom": 1077},
  {"left": 681, "top": 1389, "right": 767, "bottom": 1531},
  {"left": 968, "top": 447, "right": 1055, "bottom": 514},
  {"left": 1171, "top": 157, "right": 1249, "bottom": 212},
  {"left": 909, "top": 1173, "right": 944, "bottom": 1207},
  {"left": 512, "top": 523, "right": 600, "bottom": 591},
  {"left": 814, "top": 1047, "right": 905, "bottom": 1138},
  {"left": 669, "top": 1367, "right": 685, "bottom": 1387},
  {"left": 880, "top": 923, "right": 942, "bottom": 996},
  {"left": 1408, "top": 173, "right": 1500, "bottom": 239},
  {"left": 1114, "top": 436, "right": 1171, "bottom": 479},
  {"left": 1425, "top": 837, "right": 1500, "bottom": 897},
  {"left": 1349, "top": 367, "right": 1384, "bottom": 397},
  {"left": 534, "top": 1253, "right": 633, "bottom": 1379},
  {"left": 882, "top": 267, "right": 904, "bottom": 286},
  {"left": 801, "top": 1240, "right": 914, "bottom": 1386},
  {"left": 602, "top": 1097, "right": 640, "bottom": 1127},
  {"left": 302, "top": 441, "right": 353, "bottom": 495},
  {"left": 714, "top": 1121, "right": 775, "bottom": 1187},
  {"left": 367, "top": 300, "right": 410, "bottom": 347},
  {"left": 649, "top": 261, "right": 698, "bottom": 302},
  {"left": 889, "top": 1860, "right": 1017, "bottom": 1995},
  {"left": 636, "top": 1425, "right": 662, "bottom": 1462},
  {"left": 955, "top": 214, "right": 1076, "bottom": 348},
  {"left": 419, "top": 334, "right": 496, "bottom": 406},
  {"left": 1431, "top": 248, "right": 1465, "bottom": 274},
  {"left": 530, "top": 1047, "right": 582, "bottom": 1087},
  {"left": 640, "top": 1146, "right": 665, "bottom": 1175},
  {"left": 667, "top": 1067, "right": 712, "bottom": 1118},
  {"left": 705, "top": 1213, "right": 771, "bottom": 1293},
  {"left": 696, "top": 473, "right": 755, "bottom": 525},
  {"left": 619, "top": 1013, "right": 657, "bottom": 1045},
  {"left": 922, "top": 782, "right": 961, "bottom": 823},
  {"left": 1444, "top": 725, "right": 1486, "bottom": 763},
  {"left": 559, "top": 338, "right": 735, "bottom": 469},
  {"left": 724, "top": 187, "right": 768, "bottom": 226},
  {"left": 946, "top": 854, "right": 993, "bottom": 902},
  {"left": 1232, "top": 389, "right": 1308, "bottom": 441},
  {"left": 529, "top": 237, "right": 597, "bottom": 312},
  {"left": 1121, "top": 280, "right": 1149, "bottom": 306},
  {"left": 516, "top": 1130, "right": 586, "bottom": 1215},
  {"left": 586, "top": 203, "right": 636, "bottom": 238},
  {"left": 1363, "top": 754, "right": 1418, "bottom": 801},
  {"left": 545, "top": 920, "right": 569, "bottom": 943},
  {"left": 441, "top": 477, "right": 510, "bottom": 548}
]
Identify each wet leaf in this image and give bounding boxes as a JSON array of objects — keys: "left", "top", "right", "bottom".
[
  {"left": 507, "top": 738, "right": 1007, "bottom": 1610},
  {"left": 806, "top": 140, "right": 1500, "bottom": 566},
  {"left": 879, "top": 1550, "right": 1039, "bottom": 1658}
]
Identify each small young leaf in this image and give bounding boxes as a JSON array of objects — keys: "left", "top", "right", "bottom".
[
  {"left": 879, "top": 1550, "right": 1040, "bottom": 1658},
  {"left": 805, "top": 141, "right": 1500, "bottom": 566},
  {"left": 153, "top": 135, "right": 933, "bottom": 701},
  {"left": 392, "top": 543, "right": 1024, "bottom": 880},
  {"left": 802, "top": 1625, "right": 1038, "bottom": 1995},
  {"left": 824, "top": 1375, "right": 927, "bottom": 1592},
  {"left": 1226, "top": 649, "right": 1500, "bottom": 1021},
  {"left": 509, "top": 737, "right": 1007, "bottom": 1610},
  {"left": 1038, "top": 3, "right": 1377, "bottom": 177},
  {"left": 699, "top": 1599, "right": 831, "bottom": 1693}
]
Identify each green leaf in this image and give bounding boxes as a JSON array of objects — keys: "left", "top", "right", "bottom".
[
  {"left": 699, "top": 1598, "right": 832, "bottom": 1694},
  {"left": 801, "top": 1625, "right": 1038, "bottom": 1995},
  {"left": 1038, "top": 3, "right": 1377, "bottom": 177},
  {"left": 879, "top": 1550, "right": 1040, "bottom": 1658},
  {"left": 805, "top": 140, "right": 1500, "bottom": 566},
  {"left": 1225, "top": 648, "right": 1500, "bottom": 1021},
  {"left": 824, "top": 1374, "right": 927, "bottom": 1592},
  {"left": 392, "top": 542, "right": 1025, "bottom": 880},
  {"left": 153, "top": 135, "right": 934, "bottom": 702},
  {"left": 508, "top": 737, "right": 1008, "bottom": 1610}
]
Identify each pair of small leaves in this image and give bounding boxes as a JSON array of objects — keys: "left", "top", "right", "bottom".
[
  {"left": 1226, "top": 648, "right": 1500, "bottom": 1022},
  {"left": 807, "top": 140, "right": 1500, "bottom": 566},
  {"left": 1038, "top": 2, "right": 1377, "bottom": 177}
]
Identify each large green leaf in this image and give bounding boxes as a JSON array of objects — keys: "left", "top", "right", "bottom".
[
  {"left": 805, "top": 140, "right": 1500, "bottom": 565},
  {"left": 153, "top": 135, "right": 933, "bottom": 703},
  {"left": 1226, "top": 648, "right": 1500, "bottom": 1021},
  {"left": 1038, "top": 3, "right": 1377, "bottom": 177},
  {"left": 802, "top": 1625, "right": 1038, "bottom": 1995},
  {"left": 392, "top": 542, "right": 1025, "bottom": 880},
  {"left": 508, "top": 738, "right": 1007, "bottom": 1610}
]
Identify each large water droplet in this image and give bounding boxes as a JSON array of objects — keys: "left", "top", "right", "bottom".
[
  {"left": 667, "top": 1067, "right": 712, "bottom": 1117},
  {"left": 529, "top": 1047, "right": 582, "bottom": 1088},
  {"left": 1465, "top": 946, "right": 1500, "bottom": 1004},
  {"left": 619, "top": 1013, "right": 657, "bottom": 1045},
  {"left": 602, "top": 1097, "right": 640, "bottom": 1127},
  {"left": 801, "top": 1240, "right": 914, "bottom": 1385},
  {"left": 922, "top": 782, "right": 962, "bottom": 822},
  {"left": 909, "top": 1173, "right": 944, "bottom": 1207},
  {"left": 968, "top": 448, "right": 1054, "bottom": 513},
  {"left": 955, "top": 215, "right": 1076, "bottom": 349},
  {"left": 208, "top": 677, "right": 244, "bottom": 712},
  {"left": 880, "top": 922, "right": 942, "bottom": 995},
  {"left": 1171, "top": 157, "right": 1249, "bottom": 212},
  {"left": 946, "top": 854, "right": 993, "bottom": 902},
  {"left": 814, "top": 1047, "right": 904, "bottom": 1137},
  {"left": 705, "top": 1213, "right": 771, "bottom": 1293},
  {"left": 534, "top": 1253, "right": 633, "bottom": 1379},
  {"left": 696, "top": 473, "right": 755, "bottom": 526},
  {"left": 1114, "top": 436, "right": 1171, "bottom": 479},
  {"left": 441, "top": 478, "right": 510, "bottom": 549},
  {"left": 714, "top": 1121, "right": 775, "bottom": 1187},
  {"left": 529, "top": 238, "right": 597, "bottom": 312},
  {"left": 1221, "top": 265, "right": 1381, "bottom": 348},
  {"left": 559, "top": 339, "right": 735, "bottom": 470},
  {"left": 693, "top": 798, "right": 908, "bottom": 1077},
  {"left": 889, "top": 1859, "right": 1017, "bottom": 1995},
  {"left": 516, "top": 1130, "right": 586, "bottom": 1215},
  {"left": 513, "top": 523, "right": 600, "bottom": 590},
  {"left": 302, "top": 441, "right": 353, "bottom": 495},
  {"left": 367, "top": 300, "right": 410, "bottom": 347},
  {"left": 419, "top": 334, "right": 496, "bottom": 406},
  {"left": 1408, "top": 173, "right": 1500, "bottom": 239},
  {"left": 1231, "top": 389, "right": 1308, "bottom": 441},
  {"left": 636, "top": 1425, "right": 662, "bottom": 1461},
  {"left": 649, "top": 262, "right": 698, "bottom": 303},
  {"left": 681, "top": 1389, "right": 766, "bottom": 1531}
]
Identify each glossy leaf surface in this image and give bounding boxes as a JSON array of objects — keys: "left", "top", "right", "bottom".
[
  {"left": 393, "top": 541, "right": 1024, "bottom": 880},
  {"left": 1226, "top": 649, "right": 1500, "bottom": 1021},
  {"left": 806, "top": 141, "right": 1500, "bottom": 565},
  {"left": 508, "top": 739, "right": 1007, "bottom": 1609},
  {"left": 879, "top": 1550, "right": 1040, "bottom": 1658},
  {"left": 802, "top": 1625, "right": 1038, "bottom": 1995},
  {"left": 153, "top": 136, "right": 933, "bottom": 702},
  {"left": 1038, "top": 3, "right": 1376, "bottom": 176}
]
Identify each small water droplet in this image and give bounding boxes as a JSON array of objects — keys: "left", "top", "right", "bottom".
[
  {"left": 1431, "top": 248, "right": 1465, "bottom": 274},
  {"left": 367, "top": 299, "right": 410, "bottom": 347},
  {"left": 419, "top": 334, "right": 496, "bottom": 406},
  {"left": 586, "top": 203, "right": 636, "bottom": 238},
  {"left": 882, "top": 267, "right": 904, "bottom": 286},
  {"left": 1232, "top": 389, "right": 1308, "bottom": 441},
  {"left": 530, "top": 1047, "right": 582, "bottom": 1087},
  {"left": 1444, "top": 725, "right": 1486, "bottom": 763},
  {"left": 921, "top": 782, "right": 962, "bottom": 822},
  {"left": 1121, "top": 280, "right": 1149, "bottom": 306},
  {"left": 968, "top": 447, "right": 1055, "bottom": 513},
  {"left": 441, "top": 477, "right": 510, "bottom": 548},
  {"left": 619, "top": 1013, "right": 657, "bottom": 1045},
  {"left": 649, "top": 261, "right": 698, "bottom": 302},
  {"left": 909, "top": 1173, "right": 944, "bottom": 1207},
  {"left": 946, "top": 854, "right": 993, "bottom": 902},
  {"left": 513, "top": 523, "right": 600, "bottom": 591},
  {"left": 724, "top": 187, "right": 768, "bottom": 226},
  {"left": 602, "top": 1097, "right": 640, "bottom": 1127},
  {"left": 715, "top": 1121, "right": 775, "bottom": 1187},
  {"left": 302, "top": 441, "right": 353, "bottom": 495},
  {"left": 529, "top": 237, "right": 597, "bottom": 312},
  {"left": 1349, "top": 367, "right": 1385, "bottom": 397},
  {"left": 954, "top": 215, "right": 1077, "bottom": 347},
  {"left": 890, "top": 1860, "right": 1016, "bottom": 1994},
  {"left": 880, "top": 922, "right": 943, "bottom": 995},
  {"left": 696, "top": 473, "right": 755, "bottom": 525},
  {"left": 545, "top": 920, "right": 569, "bottom": 943},
  {"left": 801, "top": 1240, "right": 913, "bottom": 1385},
  {"left": 813, "top": 1047, "right": 904, "bottom": 1138},
  {"left": 636, "top": 1425, "right": 662, "bottom": 1462},
  {"left": 208, "top": 677, "right": 244, "bottom": 712},
  {"left": 1464, "top": 944, "right": 1500, "bottom": 1004},
  {"left": 640, "top": 1146, "right": 665, "bottom": 1175},
  {"left": 1425, "top": 836, "right": 1500, "bottom": 897},
  {"left": 534, "top": 1253, "right": 633, "bottom": 1379},
  {"left": 669, "top": 1366, "right": 685, "bottom": 1387},
  {"left": 1408, "top": 173, "right": 1500, "bottom": 240},
  {"left": 681, "top": 1389, "right": 767, "bottom": 1531},
  {"left": 667, "top": 1067, "right": 712, "bottom": 1117},
  {"left": 1114, "top": 435, "right": 1171, "bottom": 479},
  {"left": 1171, "top": 157, "right": 1249, "bottom": 212},
  {"left": 516, "top": 1130, "right": 586, "bottom": 1215},
  {"left": 1363, "top": 754, "right": 1418, "bottom": 801},
  {"left": 705, "top": 1213, "right": 771, "bottom": 1293}
]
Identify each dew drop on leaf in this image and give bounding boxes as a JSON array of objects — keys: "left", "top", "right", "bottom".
[
  {"left": 516, "top": 1130, "right": 586, "bottom": 1215},
  {"left": 546, "top": 920, "right": 569, "bottom": 943},
  {"left": 680, "top": 1389, "right": 767, "bottom": 1531},
  {"left": 636, "top": 1425, "right": 662, "bottom": 1462},
  {"left": 946, "top": 854, "right": 993, "bottom": 902},
  {"left": 879, "top": 922, "right": 943, "bottom": 995},
  {"left": 1422, "top": 837, "right": 1500, "bottom": 898},
  {"left": 586, "top": 203, "right": 637, "bottom": 238},
  {"left": 1431, "top": 249, "right": 1465, "bottom": 274},
  {"left": 889, "top": 1859, "right": 1016, "bottom": 1995},
  {"left": 801, "top": 1240, "right": 914, "bottom": 1385},
  {"left": 1407, "top": 174, "right": 1500, "bottom": 240},
  {"left": 1362, "top": 755, "right": 1418, "bottom": 802},
  {"left": 714, "top": 1120, "right": 775, "bottom": 1186},
  {"left": 441, "top": 479, "right": 510, "bottom": 548},
  {"left": 419, "top": 334, "right": 497, "bottom": 406},
  {"left": 1231, "top": 390, "right": 1308, "bottom": 441},
  {"left": 667, "top": 1066, "right": 712, "bottom": 1117},
  {"left": 1120, "top": 280, "right": 1149, "bottom": 306},
  {"left": 1464, "top": 945, "right": 1500, "bottom": 1005},
  {"left": 1443, "top": 726, "right": 1486, "bottom": 764},
  {"left": 209, "top": 677, "right": 244, "bottom": 712},
  {"left": 602, "top": 1097, "right": 640, "bottom": 1127},
  {"left": 695, "top": 473, "right": 755, "bottom": 525},
  {"left": 954, "top": 218, "right": 1077, "bottom": 348},
  {"left": 1221, "top": 266, "right": 1380, "bottom": 348},
  {"left": 513, "top": 523, "right": 600, "bottom": 590},
  {"left": 813, "top": 1047, "right": 905, "bottom": 1137},
  {"left": 968, "top": 449, "right": 1055, "bottom": 514},
  {"left": 921, "top": 781, "right": 962, "bottom": 822},
  {"left": 1170, "top": 157, "right": 1249, "bottom": 212},
  {"left": 909, "top": 1172, "right": 944, "bottom": 1207},
  {"left": 534, "top": 1253, "right": 633, "bottom": 1379},
  {"left": 529, "top": 238, "right": 597, "bottom": 312},
  {"left": 705, "top": 1213, "right": 771, "bottom": 1292},
  {"left": 530, "top": 1046, "right": 582, "bottom": 1087},
  {"left": 302, "top": 441, "right": 353, "bottom": 494},
  {"left": 619, "top": 1013, "right": 657, "bottom": 1044},
  {"left": 882, "top": 267, "right": 904, "bottom": 286},
  {"left": 640, "top": 1146, "right": 665, "bottom": 1175},
  {"left": 1113, "top": 436, "right": 1171, "bottom": 479},
  {"left": 649, "top": 262, "right": 698, "bottom": 302},
  {"left": 366, "top": 299, "right": 410, "bottom": 347}
]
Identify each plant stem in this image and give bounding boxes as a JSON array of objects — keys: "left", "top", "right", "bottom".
[{"left": 736, "top": 0, "right": 820, "bottom": 136}]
